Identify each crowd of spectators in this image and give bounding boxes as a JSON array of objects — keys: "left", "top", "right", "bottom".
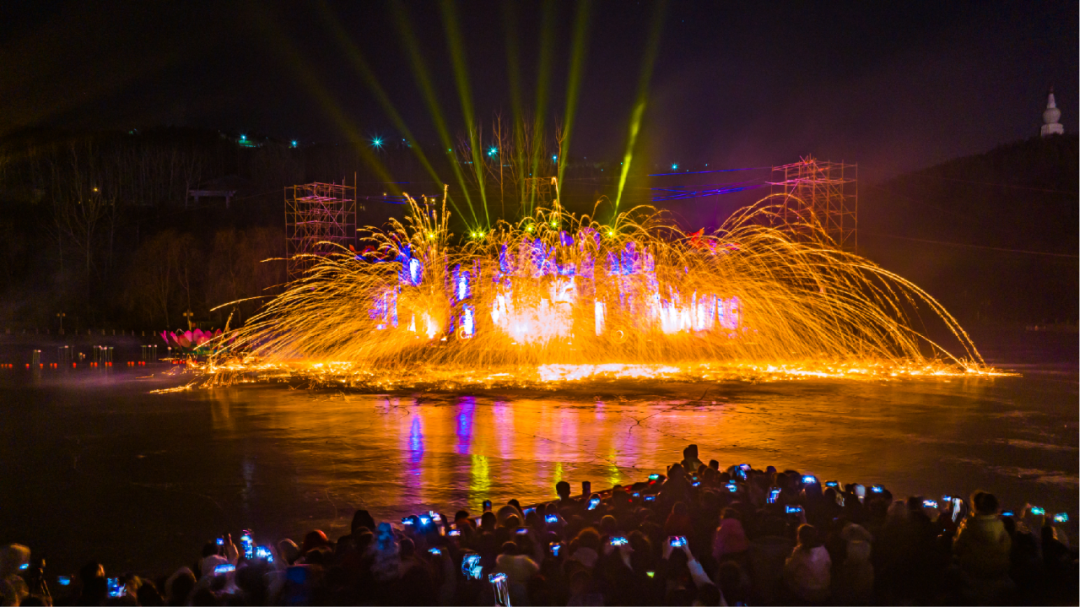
[{"left": 3, "top": 444, "right": 1076, "bottom": 606}]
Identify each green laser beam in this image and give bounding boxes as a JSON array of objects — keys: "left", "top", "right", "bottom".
[
  {"left": 614, "top": 0, "right": 667, "bottom": 214},
  {"left": 528, "top": 0, "right": 556, "bottom": 216},
  {"left": 501, "top": 2, "right": 528, "bottom": 209},
  {"left": 439, "top": 0, "right": 490, "bottom": 227},
  {"left": 257, "top": 8, "right": 399, "bottom": 194},
  {"left": 316, "top": 0, "right": 469, "bottom": 221},
  {"left": 391, "top": 0, "right": 480, "bottom": 227},
  {"left": 557, "top": 0, "right": 592, "bottom": 191}
]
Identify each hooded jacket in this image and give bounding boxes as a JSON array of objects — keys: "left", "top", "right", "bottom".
[
  {"left": 953, "top": 514, "right": 1011, "bottom": 579},
  {"left": 784, "top": 544, "right": 831, "bottom": 603},
  {"left": 712, "top": 518, "right": 750, "bottom": 560},
  {"left": 832, "top": 538, "right": 874, "bottom": 605}
]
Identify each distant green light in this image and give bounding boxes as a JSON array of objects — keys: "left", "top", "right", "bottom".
[
  {"left": 487, "top": 147, "right": 498, "bottom": 157},
  {"left": 372, "top": 137, "right": 383, "bottom": 148},
  {"left": 240, "top": 135, "right": 246, "bottom": 141},
  {"left": 671, "top": 163, "right": 678, "bottom": 170},
  {"left": 291, "top": 140, "right": 298, "bottom": 147}
]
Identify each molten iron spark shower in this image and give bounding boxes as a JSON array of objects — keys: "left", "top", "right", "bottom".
[{"left": 199, "top": 191, "right": 994, "bottom": 390}]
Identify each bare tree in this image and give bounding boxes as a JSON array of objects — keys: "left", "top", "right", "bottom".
[
  {"left": 123, "top": 230, "right": 198, "bottom": 328},
  {"left": 205, "top": 227, "right": 285, "bottom": 325},
  {"left": 49, "top": 141, "right": 117, "bottom": 311},
  {"left": 456, "top": 114, "right": 562, "bottom": 220}
]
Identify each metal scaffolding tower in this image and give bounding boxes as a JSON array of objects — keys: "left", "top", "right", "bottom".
[
  {"left": 770, "top": 157, "right": 858, "bottom": 251},
  {"left": 285, "top": 182, "right": 356, "bottom": 280}
]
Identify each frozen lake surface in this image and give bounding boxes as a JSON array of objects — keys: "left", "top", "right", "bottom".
[{"left": 0, "top": 327, "right": 1075, "bottom": 577}]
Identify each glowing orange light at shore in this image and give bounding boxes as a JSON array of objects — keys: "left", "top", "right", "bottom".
[{"left": 196, "top": 193, "right": 994, "bottom": 390}]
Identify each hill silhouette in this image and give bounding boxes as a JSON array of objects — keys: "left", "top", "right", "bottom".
[{"left": 860, "top": 134, "right": 1078, "bottom": 326}]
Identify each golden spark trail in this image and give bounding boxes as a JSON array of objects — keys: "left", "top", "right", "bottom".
[{"left": 202, "top": 193, "right": 995, "bottom": 390}]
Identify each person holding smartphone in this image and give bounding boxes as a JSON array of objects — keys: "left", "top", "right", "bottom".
[
  {"left": 493, "top": 541, "right": 539, "bottom": 601},
  {"left": 712, "top": 508, "right": 750, "bottom": 563},
  {"left": 663, "top": 535, "right": 717, "bottom": 603},
  {"left": 783, "top": 524, "right": 831, "bottom": 603},
  {"left": 932, "top": 497, "right": 961, "bottom": 539},
  {"left": 0, "top": 544, "right": 31, "bottom": 606},
  {"left": 198, "top": 540, "right": 230, "bottom": 579},
  {"left": 952, "top": 491, "right": 1011, "bottom": 585}
]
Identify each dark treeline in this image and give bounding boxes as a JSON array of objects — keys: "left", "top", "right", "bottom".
[
  {"left": 861, "top": 135, "right": 1078, "bottom": 327},
  {"left": 0, "top": 125, "right": 636, "bottom": 333},
  {"left": 4, "top": 125, "right": 1067, "bottom": 333},
  {"left": 0, "top": 127, "right": 407, "bottom": 332}
]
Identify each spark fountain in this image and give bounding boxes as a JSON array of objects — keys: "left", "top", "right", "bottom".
[{"left": 199, "top": 191, "right": 993, "bottom": 391}]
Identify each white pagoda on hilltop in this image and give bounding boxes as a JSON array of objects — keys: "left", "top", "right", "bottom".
[{"left": 1041, "top": 87, "right": 1064, "bottom": 137}]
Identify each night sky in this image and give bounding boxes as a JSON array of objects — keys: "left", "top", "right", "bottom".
[{"left": 2, "top": 0, "right": 1076, "bottom": 182}]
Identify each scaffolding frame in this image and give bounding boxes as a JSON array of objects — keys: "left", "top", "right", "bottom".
[
  {"left": 770, "top": 157, "right": 858, "bottom": 251},
  {"left": 285, "top": 182, "right": 356, "bottom": 280}
]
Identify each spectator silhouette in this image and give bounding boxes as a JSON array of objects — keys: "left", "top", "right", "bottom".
[
  {"left": 712, "top": 507, "right": 750, "bottom": 565},
  {"left": 681, "top": 444, "right": 705, "bottom": 474},
  {"left": 747, "top": 515, "right": 794, "bottom": 604},
  {"left": 784, "top": 523, "right": 831, "bottom": 603},
  {"left": 0, "top": 545, "right": 30, "bottom": 607},
  {"left": 953, "top": 491, "right": 1011, "bottom": 580},
  {"left": 952, "top": 490, "right": 1013, "bottom": 603},
  {"left": 659, "top": 463, "right": 691, "bottom": 506},
  {"left": 163, "top": 567, "right": 195, "bottom": 607},
  {"left": 13, "top": 453, "right": 1076, "bottom": 606},
  {"left": 832, "top": 523, "right": 874, "bottom": 605}
]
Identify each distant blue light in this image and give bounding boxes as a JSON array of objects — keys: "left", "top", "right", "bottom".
[
  {"left": 487, "top": 147, "right": 498, "bottom": 157},
  {"left": 290, "top": 140, "right": 298, "bottom": 147},
  {"left": 370, "top": 289, "right": 398, "bottom": 329},
  {"left": 621, "top": 242, "right": 640, "bottom": 275},
  {"left": 240, "top": 135, "right": 246, "bottom": 141},
  {"left": 650, "top": 182, "right": 767, "bottom": 203},
  {"left": 409, "top": 416, "right": 424, "bottom": 461},
  {"left": 406, "top": 258, "right": 422, "bottom": 285},
  {"left": 531, "top": 238, "right": 556, "bottom": 276},
  {"left": 606, "top": 251, "right": 620, "bottom": 275},
  {"left": 499, "top": 245, "right": 512, "bottom": 274},
  {"left": 461, "top": 305, "right": 475, "bottom": 337},
  {"left": 372, "top": 137, "right": 383, "bottom": 148},
  {"left": 552, "top": 154, "right": 557, "bottom": 162},
  {"left": 453, "top": 265, "right": 471, "bottom": 302},
  {"left": 671, "top": 163, "right": 678, "bottom": 170},
  {"left": 456, "top": 396, "right": 475, "bottom": 454}
]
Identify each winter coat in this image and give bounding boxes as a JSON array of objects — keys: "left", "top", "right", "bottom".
[
  {"left": 784, "top": 545, "right": 832, "bottom": 603},
  {"left": 712, "top": 518, "right": 750, "bottom": 561},
  {"left": 832, "top": 539, "right": 874, "bottom": 605},
  {"left": 953, "top": 514, "right": 1011, "bottom": 579},
  {"left": 747, "top": 535, "right": 794, "bottom": 605}
]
